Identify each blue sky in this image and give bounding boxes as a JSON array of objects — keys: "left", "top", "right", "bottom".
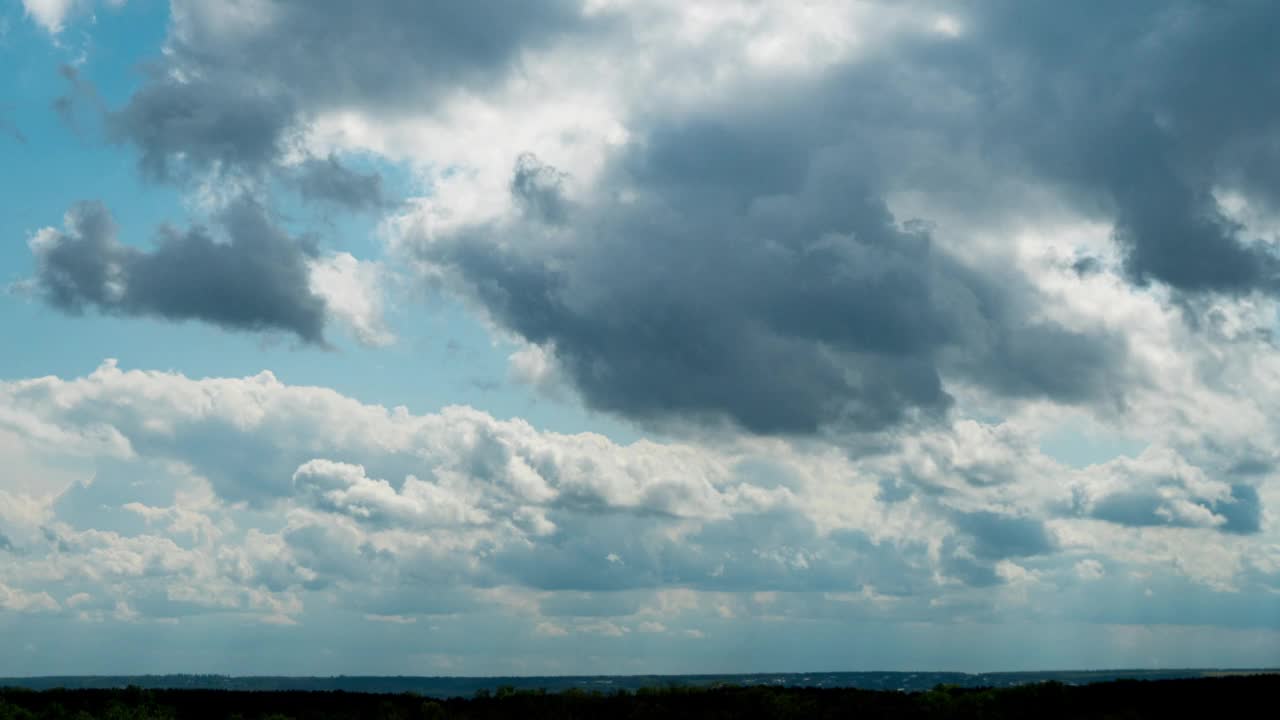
[{"left": 1, "top": 0, "right": 1279, "bottom": 675}]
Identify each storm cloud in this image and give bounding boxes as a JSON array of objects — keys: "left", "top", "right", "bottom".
[
  {"left": 29, "top": 199, "right": 329, "bottom": 343},
  {"left": 956, "top": 0, "right": 1280, "bottom": 295},
  {"left": 416, "top": 136, "right": 1126, "bottom": 435},
  {"left": 402, "top": 0, "right": 1280, "bottom": 435}
]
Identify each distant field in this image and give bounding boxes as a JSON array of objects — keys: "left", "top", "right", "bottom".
[{"left": 2, "top": 675, "right": 1277, "bottom": 719}]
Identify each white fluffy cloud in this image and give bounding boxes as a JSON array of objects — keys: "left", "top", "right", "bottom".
[
  {"left": 0, "top": 362, "right": 1274, "bottom": 674},
  {"left": 0, "top": 582, "right": 59, "bottom": 613},
  {"left": 22, "top": 0, "right": 123, "bottom": 35},
  {"left": 22, "top": 0, "right": 79, "bottom": 34},
  {"left": 307, "top": 253, "right": 394, "bottom": 347}
]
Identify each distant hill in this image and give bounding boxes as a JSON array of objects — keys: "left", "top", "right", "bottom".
[{"left": 2, "top": 669, "right": 1275, "bottom": 696}]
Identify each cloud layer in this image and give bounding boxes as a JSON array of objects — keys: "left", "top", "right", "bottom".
[{"left": 0, "top": 362, "right": 1277, "bottom": 672}]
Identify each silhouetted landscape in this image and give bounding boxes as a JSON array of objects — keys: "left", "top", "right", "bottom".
[
  {"left": 2, "top": 675, "right": 1277, "bottom": 719},
  {"left": 0, "top": 669, "right": 1273, "bottom": 695}
]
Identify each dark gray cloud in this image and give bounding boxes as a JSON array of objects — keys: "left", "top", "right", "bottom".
[
  {"left": 109, "top": 0, "right": 592, "bottom": 181},
  {"left": 938, "top": 511, "right": 1055, "bottom": 587},
  {"left": 428, "top": 215, "right": 950, "bottom": 434},
  {"left": 952, "top": 511, "right": 1056, "bottom": 560},
  {"left": 108, "top": 76, "right": 298, "bottom": 182},
  {"left": 510, "top": 153, "right": 570, "bottom": 224},
  {"left": 954, "top": 0, "right": 1280, "bottom": 295},
  {"left": 1071, "top": 256, "right": 1103, "bottom": 277},
  {"left": 419, "top": 136, "right": 1126, "bottom": 435},
  {"left": 1087, "top": 483, "right": 1262, "bottom": 535},
  {"left": 169, "top": 0, "right": 589, "bottom": 111},
  {"left": 60, "top": 61, "right": 381, "bottom": 214},
  {"left": 294, "top": 155, "right": 388, "bottom": 212},
  {"left": 29, "top": 199, "right": 328, "bottom": 343},
  {"left": 939, "top": 540, "right": 1002, "bottom": 588},
  {"left": 1089, "top": 492, "right": 1172, "bottom": 528},
  {"left": 1216, "top": 484, "right": 1262, "bottom": 534}
]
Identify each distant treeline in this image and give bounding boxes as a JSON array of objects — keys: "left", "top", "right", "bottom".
[
  {"left": 0, "top": 668, "right": 1264, "bottom": 695},
  {"left": 1, "top": 675, "right": 1275, "bottom": 720}
]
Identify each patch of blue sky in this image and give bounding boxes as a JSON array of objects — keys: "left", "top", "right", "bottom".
[
  {"left": 1039, "top": 422, "right": 1148, "bottom": 469},
  {"left": 952, "top": 403, "right": 1143, "bottom": 470},
  {"left": 4, "top": 267, "right": 640, "bottom": 444}
]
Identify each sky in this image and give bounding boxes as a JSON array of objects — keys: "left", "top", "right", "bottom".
[{"left": 1, "top": 0, "right": 1279, "bottom": 676}]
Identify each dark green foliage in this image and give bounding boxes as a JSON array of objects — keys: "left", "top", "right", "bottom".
[{"left": 0, "top": 675, "right": 1274, "bottom": 720}]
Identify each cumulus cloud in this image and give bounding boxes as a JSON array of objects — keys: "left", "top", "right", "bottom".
[
  {"left": 0, "top": 364, "right": 1272, "bottom": 601},
  {"left": 0, "top": 582, "right": 59, "bottom": 613},
  {"left": 0, "top": 362, "right": 1277, "bottom": 670},
  {"left": 27, "top": 199, "right": 329, "bottom": 344},
  {"left": 0, "top": 361, "right": 766, "bottom": 520},
  {"left": 293, "top": 460, "right": 491, "bottom": 529},
  {"left": 306, "top": 253, "right": 394, "bottom": 347},
  {"left": 952, "top": 511, "right": 1056, "bottom": 560},
  {"left": 1070, "top": 448, "right": 1263, "bottom": 534},
  {"left": 411, "top": 142, "right": 1127, "bottom": 435}
]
